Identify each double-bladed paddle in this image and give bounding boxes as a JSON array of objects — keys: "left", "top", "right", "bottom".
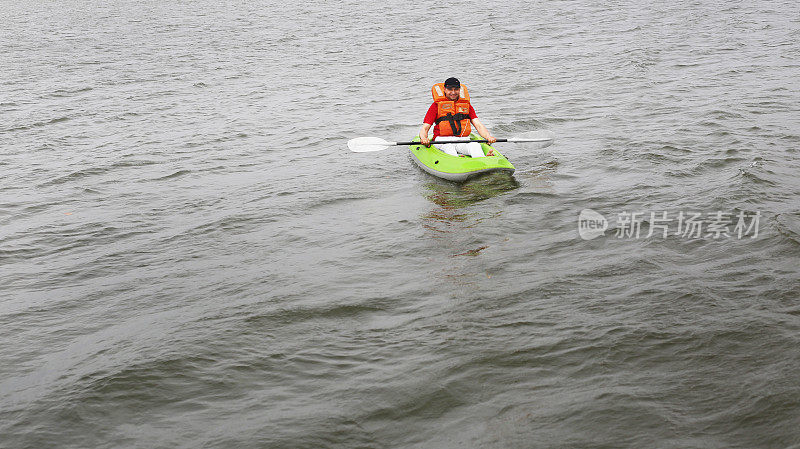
[{"left": 348, "top": 131, "right": 554, "bottom": 152}]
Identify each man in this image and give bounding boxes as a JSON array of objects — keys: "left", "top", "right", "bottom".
[{"left": 419, "top": 77, "right": 496, "bottom": 157}]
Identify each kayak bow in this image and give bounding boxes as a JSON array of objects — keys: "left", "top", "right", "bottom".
[{"left": 409, "top": 134, "right": 515, "bottom": 182}]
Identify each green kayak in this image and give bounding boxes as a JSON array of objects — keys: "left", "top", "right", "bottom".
[{"left": 409, "top": 134, "right": 515, "bottom": 182}]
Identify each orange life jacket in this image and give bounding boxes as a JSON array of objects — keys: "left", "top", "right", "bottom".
[{"left": 432, "top": 83, "right": 471, "bottom": 137}]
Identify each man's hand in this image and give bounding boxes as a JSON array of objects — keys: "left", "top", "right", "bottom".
[
  {"left": 419, "top": 123, "right": 433, "bottom": 147},
  {"left": 486, "top": 135, "right": 496, "bottom": 156}
]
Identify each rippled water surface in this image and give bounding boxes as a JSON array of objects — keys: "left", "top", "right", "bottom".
[{"left": 2, "top": 1, "right": 799, "bottom": 447}]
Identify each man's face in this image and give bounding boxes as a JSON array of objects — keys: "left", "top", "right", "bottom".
[{"left": 444, "top": 85, "right": 460, "bottom": 101}]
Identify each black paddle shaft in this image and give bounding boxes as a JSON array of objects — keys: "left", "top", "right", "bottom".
[{"left": 397, "top": 138, "right": 507, "bottom": 146}]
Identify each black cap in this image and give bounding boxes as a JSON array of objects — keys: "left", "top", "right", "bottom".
[{"left": 444, "top": 77, "right": 460, "bottom": 88}]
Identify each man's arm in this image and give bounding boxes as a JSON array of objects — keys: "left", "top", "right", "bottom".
[
  {"left": 471, "top": 118, "right": 496, "bottom": 144},
  {"left": 419, "top": 103, "right": 438, "bottom": 147},
  {"left": 419, "top": 123, "right": 432, "bottom": 147}
]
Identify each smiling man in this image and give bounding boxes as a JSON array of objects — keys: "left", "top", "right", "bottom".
[{"left": 419, "top": 77, "right": 496, "bottom": 157}]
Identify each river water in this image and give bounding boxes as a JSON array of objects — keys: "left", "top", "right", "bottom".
[{"left": 2, "top": 1, "right": 799, "bottom": 447}]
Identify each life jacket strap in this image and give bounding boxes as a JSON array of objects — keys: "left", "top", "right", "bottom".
[{"left": 435, "top": 112, "right": 471, "bottom": 136}]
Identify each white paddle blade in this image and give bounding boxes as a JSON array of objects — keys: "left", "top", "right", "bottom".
[
  {"left": 348, "top": 137, "right": 394, "bottom": 152},
  {"left": 509, "top": 130, "right": 556, "bottom": 148}
]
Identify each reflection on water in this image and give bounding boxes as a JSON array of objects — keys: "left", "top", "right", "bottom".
[
  {"left": 452, "top": 245, "right": 489, "bottom": 256},
  {"left": 422, "top": 172, "right": 521, "bottom": 210},
  {"left": 419, "top": 172, "right": 518, "bottom": 237},
  {"left": 418, "top": 173, "right": 519, "bottom": 291},
  {"left": 515, "top": 159, "right": 558, "bottom": 193},
  {"left": 419, "top": 172, "right": 520, "bottom": 237},
  {"left": 413, "top": 165, "right": 554, "bottom": 293}
]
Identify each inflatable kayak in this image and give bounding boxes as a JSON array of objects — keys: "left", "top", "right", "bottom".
[{"left": 409, "top": 134, "right": 515, "bottom": 182}]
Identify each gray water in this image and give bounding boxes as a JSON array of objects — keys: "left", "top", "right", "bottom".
[{"left": 2, "top": 0, "right": 799, "bottom": 447}]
